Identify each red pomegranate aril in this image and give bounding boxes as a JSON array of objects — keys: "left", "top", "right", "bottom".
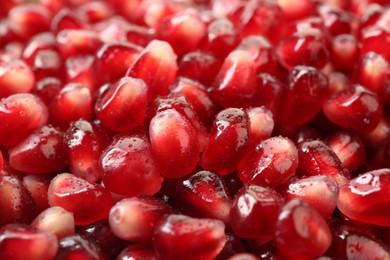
[
  {"left": 56, "top": 235, "right": 105, "bottom": 260},
  {"left": 100, "top": 131, "right": 163, "bottom": 197},
  {"left": 201, "top": 18, "right": 238, "bottom": 59},
  {"left": 275, "top": 199, "right": 332, "bottom": 259},
  {"left": 323, "top": 84, "right": 383, "bottom": 133},
  {"left": 175, "top": 170, "right": 232, "bottom": 222},
  {"left": 65, "top": 54, "right": 96, "bottom": 92},
  {"left": 159, "top": 10, "right": 206, "bottom": 56},
  {"left": 127, "top": 39, "right": 178, "bottom": 102},
  {"left": 77, "top": 1, "right": 114, "bottom": 24},
  {"left": 319, "top": 5, "right": 352, "bottom": 36},
  {"left": 178, "top": 51, "right": 222, "bottom": 87},
  {"left": 354, "top": 52, "right": 390, "bottom": 104},
  {"left": 95, "top": 76, "right": 147, "bottom": 132},
  {"left": 126, "top": 24, "right": 155, "bottom": 47},
  {"left": 56, "top": 29, "right": 103, "bottom": 59},
  {"left": 8, "top": 125, "right": 68, "bottom": 174},
  {"left": 0, "top": 175, "right": 36, "bottom": 226},
  {"left": 153, "top": 214, "right": 226, "bottom": 260},
  {"left": 22, "top": 174, "right": 51, "bottom": 212},
  {"left": 200, "top": 108, "right": 251, "bottom": 176},
  {"left": 94, "top": 41, "right": 142, "bottom": 84},
  {"left": 282, "top": 175, "right": 339, "bottom": 220},
  {"left": 149, "top": 108, "right": 199, "bottom": 178},
  {"left": 277, "top": 0, "right": 315, "bottom": 20},
  {"left": 337, "top": 168, "right": 390, "bottom": 226},
  {"left": 22, "top": 32, "right": 57, "bottom": 65},
  {"left": 65, "top": 119, "right": 108, "bottom": 183},
  {"left": 94, "top": 17, "right": 129, "bottom": 43},
  {"left": 0, "top": 59, "right": 35, "bottom": 98},
  {"left": 0, "top": 224, "right": 58, "bottom": 260},
  {"left": 141, "top": 0, "right": 184, "bottom": 30},
  {"left": 364, "top": 117, "right": 390, "bottom": 148},
  {"left": 34, "top": 77, "right": 63, "bottom": 105},
  {"left": 32, "top": 49, "right": 64, "bottom": 81},
  {"left": 210, "top": 49, "right": 257, "bottom": 108},
  {"left": 360, "top": 26, "right": 390, "bottom": 63},
  {"left": 170, "top": 77, "right": 219, "bottom": 129},
  {"left": 255, "top": 73, "right": 284, "bottom": 118},
  {"left": 325, "top": 130, "right": 367, "bottom": 172},
  {"left": 109, "top": 196, "right": 172, "bottom": 241},
  {"left": 276, "top": 29, "right": 329, "bottom": 70},
  {"left": 8, "top": 4, "right": 51, "bottom": 41},
  {"left": 238, "top": 136, "right": 298, "bottom": 188},
  {"left": 48, "top": 173, "right": 113, "bottom": 225},
  {"left": 298, "top": 140, "right": 350, "bottom": 185},
  {"left": 117, "top": 243, "right": 157, "bottom": 260},
  {"left": 230, "top": 185, "right": 284, "bottom": 242},
  {"left": 51, "top": 8, "right": 86, "bottom": 34},
  {"left": 246, "top": 106, "right": 274, "bottom": 146},
  {"left": 31, "top": 206, "right": 75, "bottom": 239},
  {"left": 277, "top": 65, "right": 328, "bottom": 126},
  {"left": 330, "top": 34, "right": 360, "bottom": 73}
]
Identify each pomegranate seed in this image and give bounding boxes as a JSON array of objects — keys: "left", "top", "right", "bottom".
[
  {"left": 0, "top": 224, "right": 58, "bottom": 259},
  {"left": 31, "top": 206, "right": 75, "bottom": 239},
  {"left": 275, "top": 199, "right": 332, "bottom": 259},
  {"left": 51, "top": 8, "right": 86, "bottom": 34},
  {"left": 64, "top": 119, "right": 108, "bottom": 183},
  {"left": 330, "top": 34, "right": 360, "bottom": 73},
  {"left": 94, "top": 41, "right": 142, "bottom": 84},
  {"left": 230, "top": 185, "right": 284, "bottom": 242},
  {"left": 282, "top": 175, "right": 339, "bottom": 220},
  {"left": 0, "top": 175, "right": 36, "bottom": 226},
  {"left": 175, "top": 170, "right": 232, "bottom": 222},
  {"left": 109, "top": 196, "right": 172, "bottom": 241},
  {"left": 238, "top": 136, "right": 298, "bottom": 188},
  {"left": 126, "top": 24, "right": 155, "bottom": 47},
  {"left": 48, "top": 173, "right": 113, "bottom": 225},
  {"left": 32, "top": 49, "right": 64, "bottom": 81},
  {"left": 298, "top": 140, "right": 350, "bottom": 185},
  {"left": 255, "top": 73, "right": 284, "bottom": 118},
  {"left": 77, "top": 1, "right": 114, "bottom": 24},
  {"left": 8, "top": 4, "right": 51, "bottom": 41},
  {"left": 0, "top": 59, "right": 35, "bottom": 98},
  {"left": 65, "top": 54, "right": 96, "bottom": 92},
  {"left": 33, "top": 77, "right": 63, "bottom": 105},
  {"left": 200, "top": 108, "right": 251, "bottom": 176},
  {"left": 117, "top": 243, "right": 157, "bottom": 260},
  {"left": 325, "top": 130, "right": 367, "bottom": 172},
  {"left": 56, "top": 235, "right": 105, "bottom": 259},
  {"left": 22, "top": 174, "right": 51, "bottom": 212},
  {"left": 360, "top": 26, "right": 390, "bottom": 63},
  {"left": 323, "top": 84, "right": 383, "bottom": 133},
  {"left": 127, "top": 40, "right": 178, "bottom": 102},
  {"left": 337, "top": 168, "right": 390, "bottom": 226},
  {"left": 94, "top": 17, "right": 129, "bottom": 43},
  {"left": 276, "top": 29, "right": 329, "bottom": 70},
  {"left": 8, "top": 125, "right": 68, "bottom": 174},
  {"left": 277, "top": 0, "right": 315, "bottom": 20},
  {"left": 153, "top": 214, "right": 226, "bottom": 260},
  {"left": 277, "top": 66, "right": 328, "bottom": 126},
  {"left": 319, "top": 5, "right": 352, "bottom": 36},
  {"left": 100, "top": 131, "right": 163, "bottom": 197},
  {"left": 95, "top": 76, "right": 148, "bottom": 132},
  {"left": 22, "top": 32, "right": 57, "bottom": 65}
]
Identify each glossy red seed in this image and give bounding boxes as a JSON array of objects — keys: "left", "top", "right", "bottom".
[
  {"left": 176, "top": 170, "right": 232, "bottom": 222},
  {"left": 31, "top": 206, "right": 75, "bottom": 239},
  {"left": 230, "top": 185, "right": 284, "bottom": 242},
  {"left": 51, "top": 8, "right": 86, "bottom": 34},
  {"left": 238, "top": 136, "right": 298, "bottom": 188},
  {"left": 22, "top": 32, "right": 57, "bottom": 65},
  {"left": 149, "top": 108, "right": 200, "bottom": 178},
  {"left": 275, "top": 199, "right": 332, "bottom": 259},
  {"left": 109, "top": 196, "right": 172, "bottom": 241},
  {"left": 278, "top": 66, "right": 328, "bottom": 126},
  {"left": 254, "top": 73, "right": 283, "bottom": 118},
  {"left": 276, "top": 29, "right": 329, "bottom": 70},
  {"left": 200, "top": 108, "right": 251, "bottom": 176},
  {"left": 319, "top": 5, "right": 352, "bottom": 36},
  {"left": 65, "top": 119, "right": 108, "bottom": 183},
  {"left": 282, "top": 175, "right": 339, "bottom": 220},
  {"left": 22, "top": 175, "right": 51, "bottom": 212},
  {"left": 0, "top": 224, "right": 58, "bottom": 259},
  {"left": 117, "top": 243, "right": 157, "bottom": 260},
  {"left": 33, "top": 77, "right": 62, "bottom": 105},
  {"left": 330, "top": 34, "right": 360, "bottom": 73},
  {"left": 323, "top": 84, "right": 383, "bottom": 133},
  {"left": 126, "top": 24, "right": 155, "bottom": 47},
  {"left": 210, "top": 50, "right": 257, "bottom": 108},
  {"left": 94, "top": 17, "right": 129, "bottom": 43},
  {"left": 298, "top": 140, "right": 350, "bottom": 185},
  {"left": 337, "top": 168, "right": 390, "bottom": 226},
  {"left": 94, "top": 42, "right": 142, "bottom": 84},
  {"left": 95, "top": 76, "right": 147, "bottom": 132},
  {"left": 65, "top": 55, "right": 96, "bottom": 92},
  {"left": 325, "top": 130, "right": 367, "bottom": 171},
  {"left": 48, "top": 173, "right": 113, "bottom": 225},
  {"left": 56, "top": 235, "right": 105, "bottom": 260},
  {"left": 77, "top": 1, "right": 113, "bottom": 24},
  {"left": 246, "top": 107, "right": 274, "bottom": 146},
  {"left": 8, "top": 125, "right": 68, "bottom": 174},
  {"left": 32, "top": 50, "right": 64, "bottom": 81},
  {"left": 49, "top": 83, "right": 93, "bottom": 128},
  {"left": 127, "top": 40, "right": 178, "bottom": 102},
  {"left": 0, "top": 59, "right": 35, "bottom": 98},
  {"left": 153, "top": 214, "right": 226, "bottom": 260},
  {"left": 0, "top": 175, "right": 36, "bottom": 226},
  {"left": 100, "top": 131, "right": 163, "bottom": 197},
  {"left": 277, "top": 0, "right": 315, "bottom": 20},
  {"left": 360, "top": 26, "right": 390, "bottom": 64}
]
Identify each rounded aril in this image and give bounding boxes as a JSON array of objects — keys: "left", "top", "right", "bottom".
[
  {"left": 48, "top": 173, "right": 113, "bottom": 225},
  {"left": 277, "top": 0, "right": 315, "bottom": 20},
  {"left": 0, "top": 59, "right": 35, "bottom": 98},
  {"left": 126, "top": 24, "right": 155, "bottom": 47},
  {"left": 34, "top": 77, "right": 62, "bottom": 105},
  {"left": 318, "top": 5, "right": 352, "bottom": 36},
  {"left": 77, "top": 1, "right": 114, "bottom": 24},
  {"left": 51, "top": 8, "right": 86, "bottom": 34},
  {"left": 65, "top": 54, "right": 97, "bottom": 92},
  {"left": 108, "top": 196, "right": 172, "bottom": 241},
  {"left": 32, "top": 49, "right": 64, "bottom": 81},
  {"left": 330, "top": 34, "right": 360, "bottom": 73}
]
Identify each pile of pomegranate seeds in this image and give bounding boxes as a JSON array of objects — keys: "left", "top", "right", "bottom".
[{"left": 1, "top": 0, "right": 390, "bottom": 259}]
